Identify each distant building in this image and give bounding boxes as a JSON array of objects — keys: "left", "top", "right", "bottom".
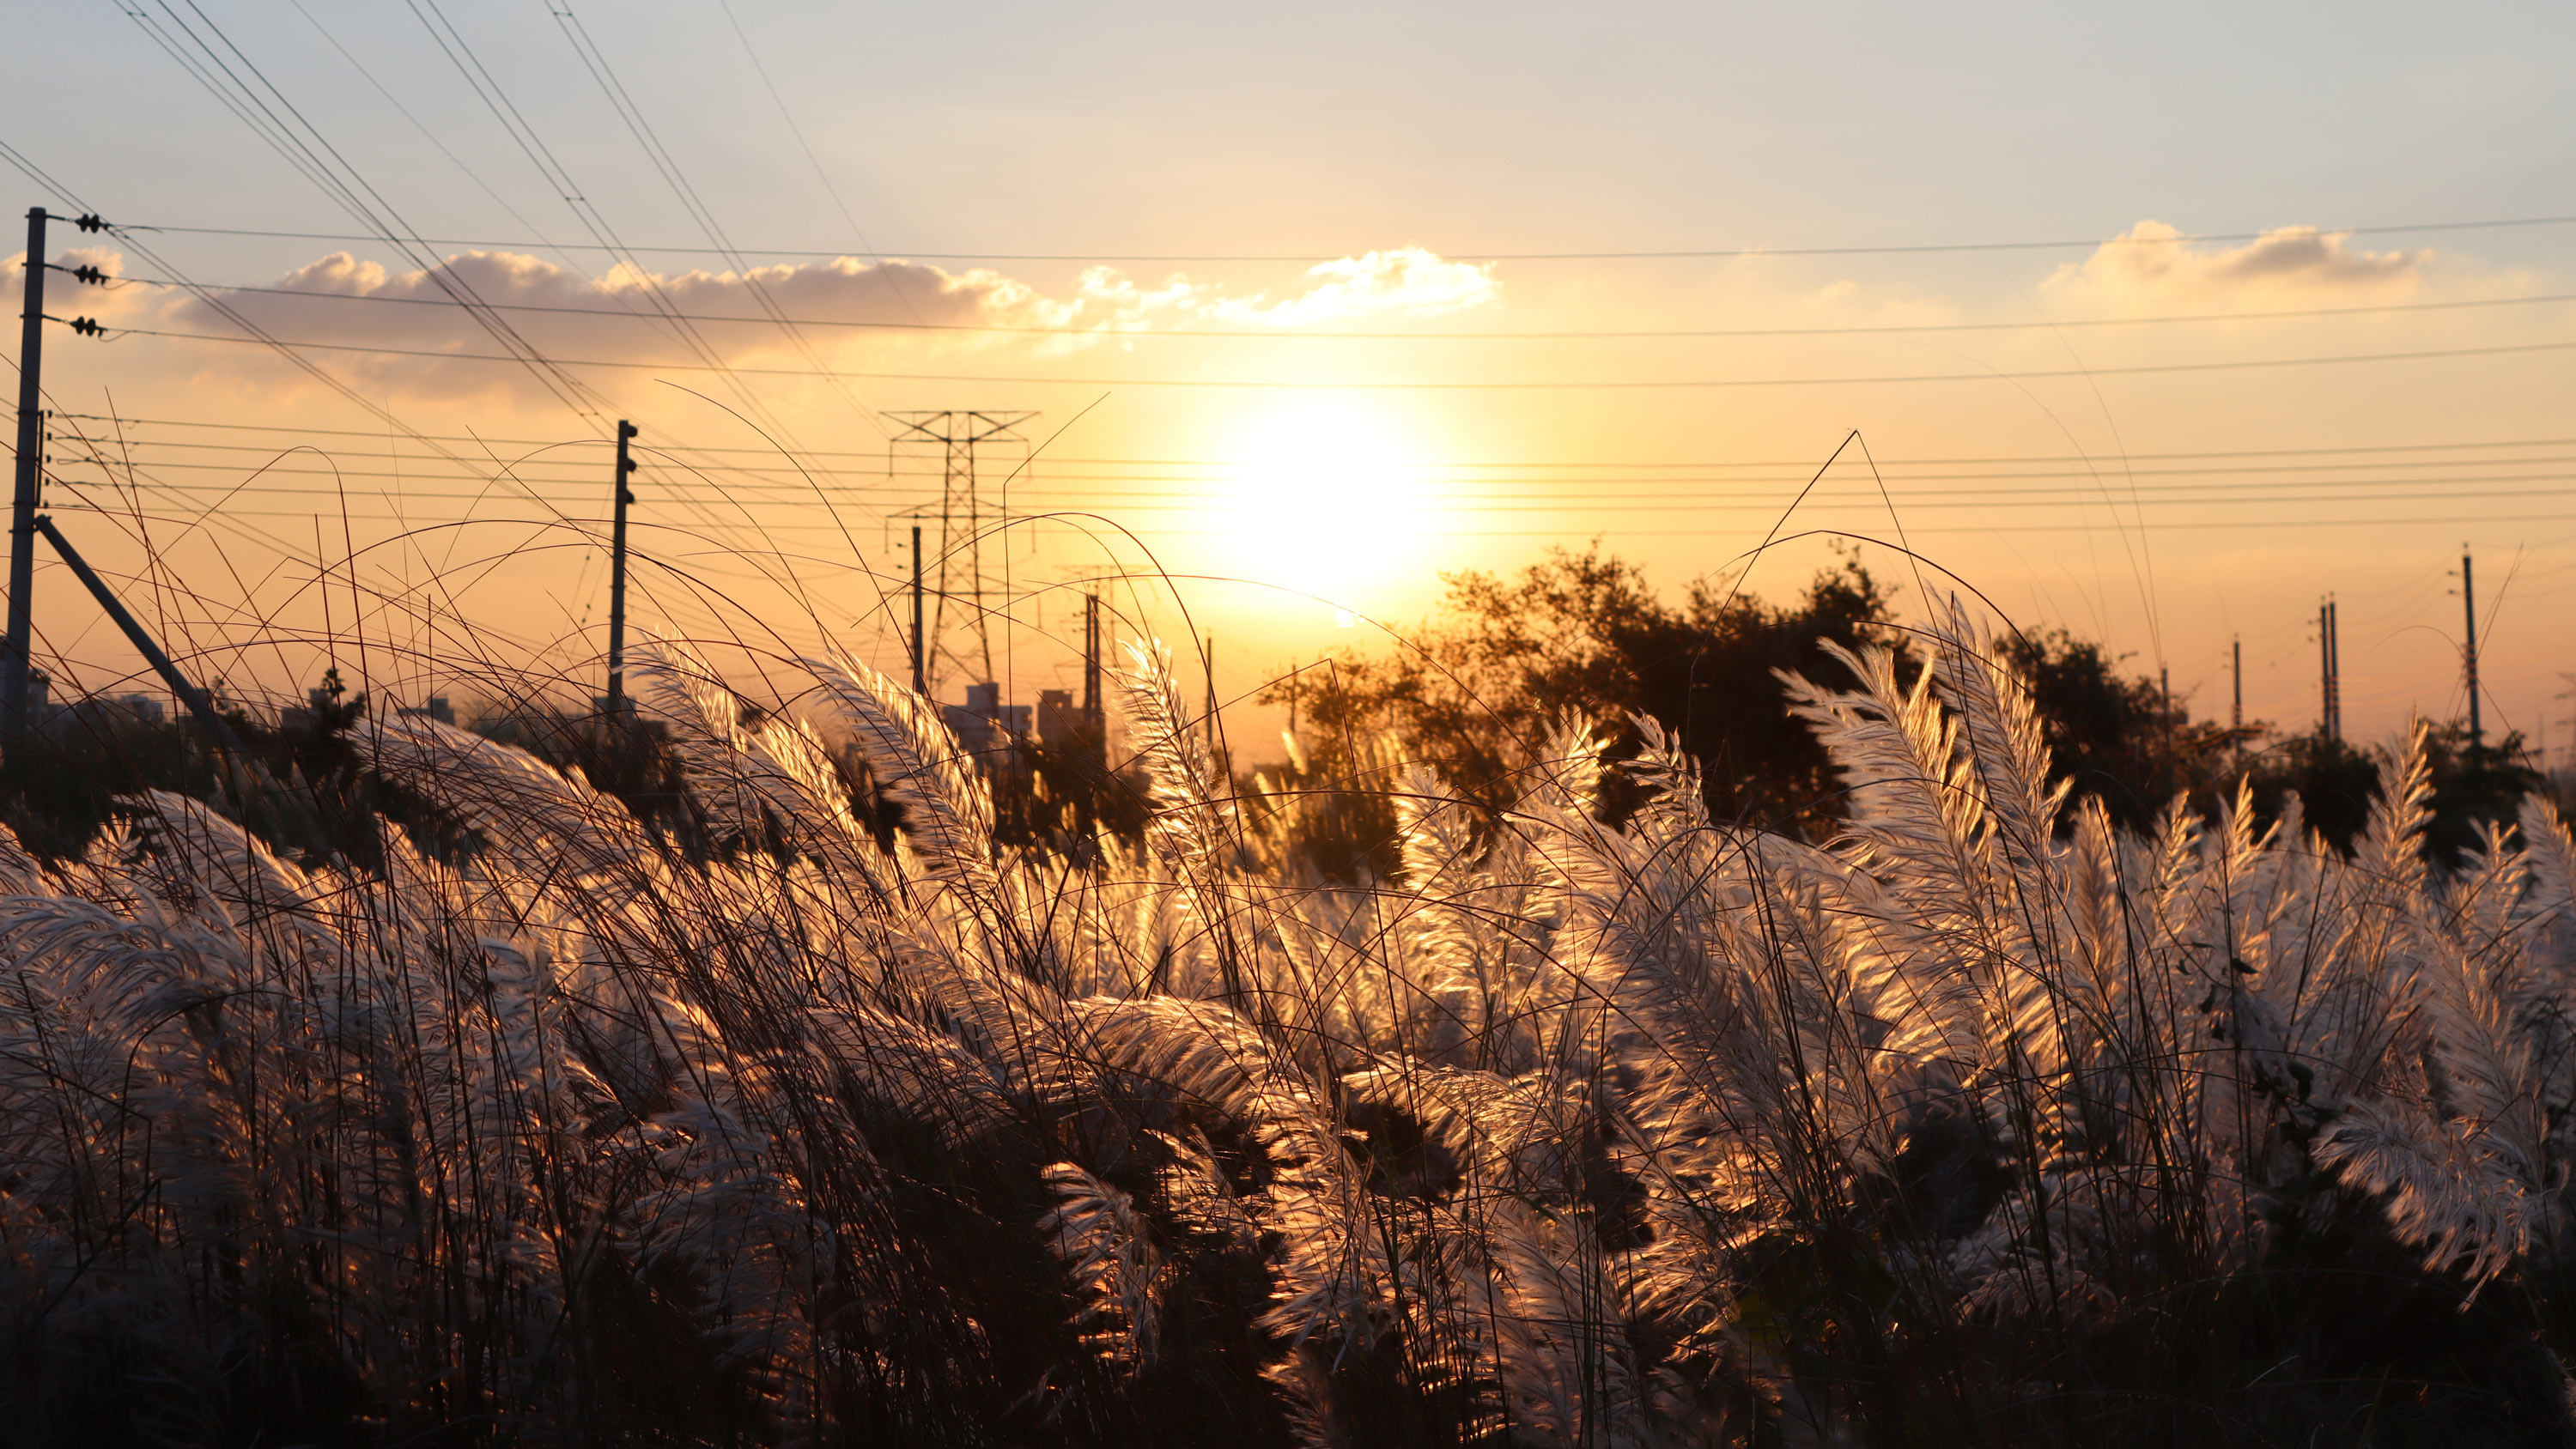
[
  {"left": 52, "top": 690, "right": 164, "bottom": 736},
  {"left": 941, "top": 681, "right": 1030, "bottom": 769},
  {"left": 11, "top": 669, "right": 65, "bottom": 727},
  {"left": 112, "top": 694, "right": 166, "bottom": 725},
  {"left": 1036, "top": 688, "right": 1077, "bottom": 750},
  {"left": 397, "top": 697, "right": 456, "bottom": 724},
  {"left": 1035, "top": 688, "right": 1106, "bottom": 767}
]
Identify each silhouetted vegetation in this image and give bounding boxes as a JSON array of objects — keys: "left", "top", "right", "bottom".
[
  {"left": 4, "top": 630, "right": 2573, "bottom": 1446},
  {"left": 1270, "top": 549, "right": 2545, "bottom": 875}
]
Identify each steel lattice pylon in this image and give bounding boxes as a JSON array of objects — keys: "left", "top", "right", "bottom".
[{"left": 889, "top": 409, "right": 1033, "bottom": 692}]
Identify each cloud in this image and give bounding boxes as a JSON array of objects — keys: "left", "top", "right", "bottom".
[
  {"left": 2040, "top": 220, "right": 2427, "bottom": 311},
  {"left": 995, "top": 247, "right": 1496, "bottom": 344},
  {"left": 183, "top": 247, "right": 995, "bottom": 349},
  {"left": 1201, "top": 248, "right": 1500, "bottom": 325},
  {"left": 145, "top": 246, "right": 1498, "bottom": 396}
]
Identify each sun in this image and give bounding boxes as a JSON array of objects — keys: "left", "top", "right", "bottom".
[{"left": 1211, "top": 398, "right": 1430, "bottom": 620}]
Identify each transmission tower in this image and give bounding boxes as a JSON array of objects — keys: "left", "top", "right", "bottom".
[{"left": 890, "top": 409, "right": 1034, "bottom": 691}]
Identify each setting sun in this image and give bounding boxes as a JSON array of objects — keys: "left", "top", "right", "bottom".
[{"left": 1211, "top": 397, "right": 1431, "bottom": 621}]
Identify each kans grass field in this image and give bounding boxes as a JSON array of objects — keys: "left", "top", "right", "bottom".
[{"left": 0, "top": 609, "right": 2571, "bottom": 1447}]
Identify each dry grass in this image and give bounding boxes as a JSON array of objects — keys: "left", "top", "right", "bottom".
[{"left": 1, "top": 607, "right": 2571, "bottom": 1446}]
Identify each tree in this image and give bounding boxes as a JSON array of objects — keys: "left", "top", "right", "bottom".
[
  {"left": 1996, "top": 628, "right": 2253, "bottom": 834},
  {"left": 1267, "top": 546, "right": 1902, "bottom": 852},
  {"left": 1271, "top": 548, "right": 2554, "bottom": 875}
]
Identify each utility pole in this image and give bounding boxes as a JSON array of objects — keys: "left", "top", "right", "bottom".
[
  {"left": 2329, "top": 594, "right": 2349, "bottom": 741},
  {"left": 2462, "top": 546, "right": 2482, "bottom": 750},
  {"left": 2318, "top": 598, "right": 2342, "bottom": 743},
  {"left": 909, "top": 525, "right": 925, "bottom": 698},
  {"left": 1080, "top": 591, "right": 1101, "bottom": 724},
  {"left": 2232, "top": 636, "right": 2242, "bottom": 732},
  {"left": 604, "top": 420, "right": 637, "bottom": 712},
  {"left": 2327, "top": 599, "right": 2341, "bottom": 741},
  {"left": 1203, "top": 633, "right": 1218, "bottom": 762},
  {"left": 4, "top": 208, "right": 46, "bottom": 732}
]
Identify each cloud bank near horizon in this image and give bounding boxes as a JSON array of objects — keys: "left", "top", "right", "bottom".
[
  {"left": 134, "top": 245, "right": 1492, "bottom": 386},
  {"left": 34, "top": 217, "right": 2540, "bottom": 410}
]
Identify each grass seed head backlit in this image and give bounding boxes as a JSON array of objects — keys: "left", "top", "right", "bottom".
[{"left": 0, "top": 620, "right": 2570, "bottom": 1446}]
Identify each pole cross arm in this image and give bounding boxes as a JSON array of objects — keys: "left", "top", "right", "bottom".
[{"left": 33, "top": 515, "right": 247, "bottom": 754}]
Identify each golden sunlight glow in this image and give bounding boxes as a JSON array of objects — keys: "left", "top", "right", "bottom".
[{"left": 1210, "top": 398, "right": 1431, "bottom": 621}]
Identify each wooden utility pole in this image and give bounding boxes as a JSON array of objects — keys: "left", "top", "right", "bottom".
[
  {"left": 2318, "top": 599, "right": 2342, "bottom": 742},
  {"left": 605, "top": 421, "right": 637, "bottom": 712},
  {"left": 1084, "top": 592, "right": 1102, "bottom": 715},
  {"left": 4, "top": 209, "right": 46, "bottom": 732},
  {"left": 2232, "top": 636, "right": 2242, "bottom": 732},
  {"left": 909, "top": 525, "right": 925, "bottom": 697},
  {"left": 2463, "top": 547, "right": 2482, "bottom": 749},
  {"left": 2328, "top": 600, "right": 2341, "bottom": 741},
  {"left": 2329, "top": 597, "right": 2349, "bottom": 741}
]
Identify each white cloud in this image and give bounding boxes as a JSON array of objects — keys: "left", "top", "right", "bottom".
[
  {"left": 1214, "top": 248, "right": 1500, "bottom": 325},
  {"left": 2041, "top": 220, "right": 2427, "bottom": 311},
  {"left": 137, "top": 245, "right": 1497, "bottom": 395},
  {"left": 985, "top": 246, "right": 1498, "bottom": 335}
]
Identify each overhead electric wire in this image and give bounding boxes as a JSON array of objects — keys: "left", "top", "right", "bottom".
[
  {"left": 541, "top": 0, "right": 886, "bottom": 440},
  {"left": 141, "top": 276, "right": 2576, "bottom": 340},
  {"left": 88, "top": 322, "right": 2576, "bottom": 388},
  {"left": 281, "top": 0, "right": 562, "bottom": 247},
  {"left": 42, "top": 500, "right": 2576, "bottom": 538},
  {"left": 120, "top": 0, "right": 598, "bottom": 415},
  {"left": 117, "top": 210, "right": 2576, "bottom": 263},
  {"left": 76, "top": 446, "right": 2576, "bottom": 487},
  {"left": 6, "top": 150, "right": 708, "bottom": 571},
  {"left": 0, "top": 141, "right": 531, "bottom": 497},
  {"left": 100, "top": 9, "right": 832, "bottom": 585},
  {"left": 49, "top": 421, "right": 2576, "bottom": 514},
  {"left": 104, "top": 0, "right": 921, "bottom": 568},
  {"left": 392, "top": 0, "right": 890, "bottom": 550},
  {"left": 43, "top": 476, "right": 2576, "bottom": 515},
  {"left": 53, "top": 441, "right": 2576, "bottom": 500},
  {"left": 48, "top": 411, "right": 2576, "bottom": 466},
  {"left": 706, "top": 0, "right": 990, "bottom": 401}
]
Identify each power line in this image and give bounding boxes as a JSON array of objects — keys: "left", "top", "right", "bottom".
[
  {"left": 541, "top": 0, "right": 889, "bottom": 439},
  {"left": 47, "top": 411, "right": 2576, "bottom": 465},
  {"left": 79, "top": 433, "right": 2576, "bottom": 477},
  {"left": 47, "top": 434, "right": 2576, "bottom": 511},
  {"left": 118, "top": 210, "right": 2576, "bottom": 263},
  {"left": 392, "top": 0, "right": 868, "bottom": 458},
  {"left": 138, "top": 277, "right": 2576, "bottom": 340},
  {"left": 116, "top": 0, "right": 600, "bottom": 415},
  {"left": 86, "top": 324, "right": 2576, "bottom": 388},
  {"left": 39, "top": 500, "right": 2576, "bottom": 537},
  {"left": 52, "top": 448, "right": 2576, "bottom": 502},
  {"left": 44, "top": 467, "right": 2576, "bottom": 513}
]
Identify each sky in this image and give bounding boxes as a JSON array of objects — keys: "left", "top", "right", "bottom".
[{"left": 3, "top": 0, "right": 2574, "bottom": 760}]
